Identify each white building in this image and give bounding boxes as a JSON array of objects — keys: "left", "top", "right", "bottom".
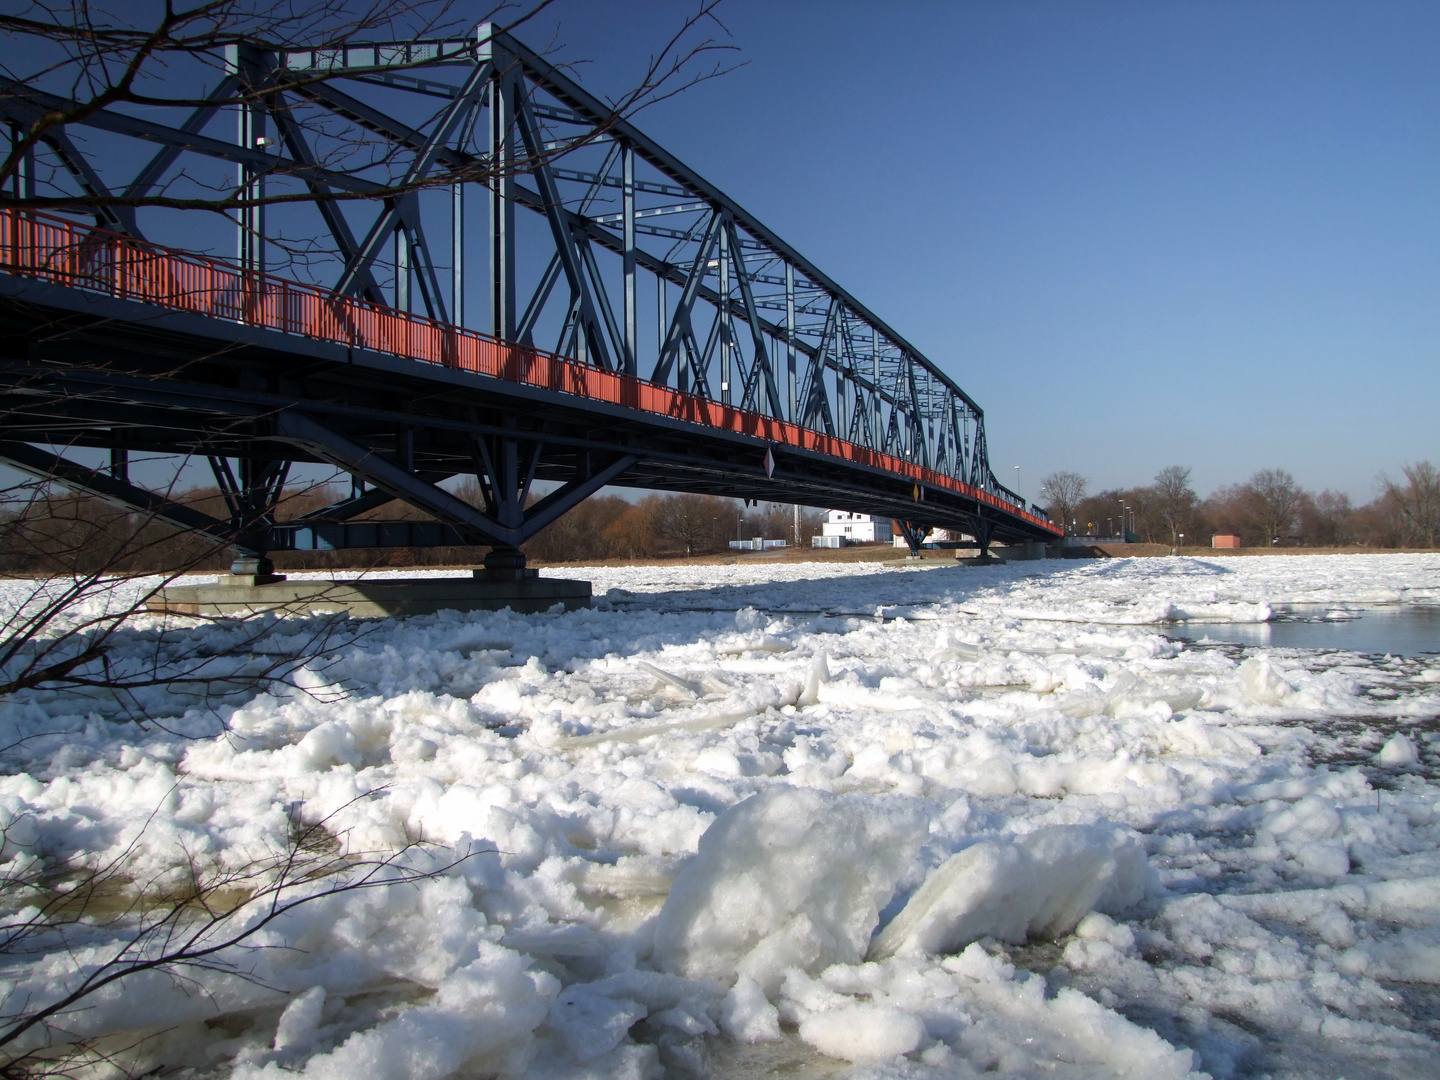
[
  {"left": 822, "top": 510, "right": 894, "bottom": 544},
  {"left": 891, "top": 526, "right": 971, "bottom": 548}
]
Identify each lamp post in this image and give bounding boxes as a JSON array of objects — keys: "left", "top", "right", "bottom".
[
  {"left": 1013, "top": 465, "right": 1021, "bottom": 504},
  {"left": 1118, "top": 500, "right": 1126, "bottom": 542}
]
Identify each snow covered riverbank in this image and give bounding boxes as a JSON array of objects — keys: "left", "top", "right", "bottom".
[{"left": 2, "top": 553, "right": 1439, "bottom": 1078}]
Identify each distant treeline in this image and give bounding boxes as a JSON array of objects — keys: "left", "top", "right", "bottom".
[
  {"left": 500, "top": 490, "right": 825, "bottom": 562},
  {"left": 0, "top": 479, "right": 829, "bottom": 576},
  {"left": 1038, "top": 462, "right": 1439, "bottom": 548},
  {"left": 14, "top": 457, "right": 1428, "bottom": 580}
]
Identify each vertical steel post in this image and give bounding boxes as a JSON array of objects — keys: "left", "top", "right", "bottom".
[
  {"left": 230, "top": 46, "right": 265, "bottom": 275},
  {"left": 452, "top": 181, "right": 464, "bottom": 326},
  {"left": 785, "top": 262, "right": 796, "bottom": 422},
  {"left": 8, "top": 123, "right": 32, "bottom": 199},
  {"left": 718, "top": 223, "right": 731, "bottom": 404},
  {"left": 394, "top": 225, "right": 409, "bottom": 311},
  {"left": 657, "top": 274, "right": 666, "bottom": 365},
  {"left": 489, "top": 70, "right": 515, "bottom": 339},
  {"left": 622, "top": 143, "right": 636, "bottom": 375},
  {"left": 871, "top": 326, "right": 880, "bottom": 450}
]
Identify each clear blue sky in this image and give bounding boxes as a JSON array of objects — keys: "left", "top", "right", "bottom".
[{"left": 522, "top": 0, "right": 1439, "bottom": 504}]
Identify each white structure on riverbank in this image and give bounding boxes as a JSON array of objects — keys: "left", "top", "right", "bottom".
[{"left": 822, "top": 510, "right": 893, "bottom": 544}]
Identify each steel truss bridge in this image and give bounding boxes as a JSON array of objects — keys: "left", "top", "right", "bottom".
[{"left": 0, "top": 25, "right": 1058, "bottom": 573}]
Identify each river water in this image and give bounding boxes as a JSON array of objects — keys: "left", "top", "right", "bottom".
[{"left": 1168, "top": 603, "right": 1440, "bottom": 656}]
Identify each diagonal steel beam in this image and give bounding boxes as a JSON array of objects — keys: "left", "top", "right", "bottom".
[
  {"left": 728, "top": 221, "right": 783, "bottom": 417},
  {"left": 125, "top": 75, "right": 240, "bottom": 201},
  {"left": 799, "top": 297, "right": 839, "bottom": 435},
  {"left": 287, "top": 81, "right": 472, "bottom": 170},
  {"left": 332, "top": 60, "right": 490, "bottom": 297},
  {"left": 511, "top": 86, "right": 613, "bottom": 369},
  {"left": 516, "top": 252, "right": 561, "bottom": 346},
  {"left": 29, "top": 121, "right": 140, "bottom": 236},
  {"left": 264, "top": 87, "right": 385, "bottom": 304},
  {"left": 576, "top": 232, "right": 626, "bottom": 369},
  {"left": 651, "top": 210, "right": 721, "bottom": 385},
  {"left": 0, "top": 80, "right": 379, "bottom": 195},
  {"left": 394, "top": 193, "right": 449, "bottom": 322},
  {"left": 520, "top": 453, "right": 636, "bottom": 536},
  {"left": 0, "top": 440, "right": 242, "bottom": 550},
  {"left": 272, "top": 410, "right": 510, "bottom": 546}
]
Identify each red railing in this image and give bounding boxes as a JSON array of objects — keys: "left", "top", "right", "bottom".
[{"left": 0, "top": 208, "right": 1061, "bottom": 536}]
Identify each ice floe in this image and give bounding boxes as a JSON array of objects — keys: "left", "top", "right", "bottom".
[{"left": 0, "top": 552, "right": 1436, "bottom": 1078}]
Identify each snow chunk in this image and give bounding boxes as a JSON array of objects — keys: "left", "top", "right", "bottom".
[
  {"left": 735, "top": 606, "right": 765, "bottom": 633},
  {"left": 652, "top": 787, "right": 927, "bottom": 992},
  {"left": 719, "top": 974, "right": 781, "bottom": 1042},
  {"left": 546, "top": 984, "right": 647, "bottom": 1062},
  {"left": 239, "top": 942, "right": 554, "bottom": 1080},
  {"left": 798, "top": 1004, "right": 925, "bottom": 1062},
  {"left": 1378, "top": 733, "right": 1418, "bottom": 767},
  {"left": 870, "top": 825, "right": 1154, "bottom": 959},
  {"left": 273, "top": 986, "right": 327, "bottom": 1051},
  {"left": 1238, "top": 655, "right": 1295, "bottom": 706}
]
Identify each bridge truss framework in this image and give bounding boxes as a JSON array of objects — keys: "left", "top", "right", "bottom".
[{"left": 0, "top": 24, "right": 1057, "bottom": 569}]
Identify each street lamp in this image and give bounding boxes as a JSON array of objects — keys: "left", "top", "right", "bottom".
[
  {"left": 1013, "top": 465, "right": 1021, "bottom": 503},
  {"left": 1118, "top": 500, "right": 1126, "bottom": 541}
]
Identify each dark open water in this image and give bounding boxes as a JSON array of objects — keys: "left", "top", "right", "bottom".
[{"left": 1168, "top": 604, "right": 1440, "bottom": 656}]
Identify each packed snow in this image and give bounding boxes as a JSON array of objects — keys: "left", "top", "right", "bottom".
[{"left": 1, "top": 552, "right": 1438, "bottom": 1078}]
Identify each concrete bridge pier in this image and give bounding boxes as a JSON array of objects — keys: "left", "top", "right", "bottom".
[{"left": 152, "top": 541, "right": 591, "bottom": 620}]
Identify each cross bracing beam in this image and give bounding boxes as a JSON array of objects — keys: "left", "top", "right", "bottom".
[{"left": 0, "top": 440, "right": 243, "bottom": 549}]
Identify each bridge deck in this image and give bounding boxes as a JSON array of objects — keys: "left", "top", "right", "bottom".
[{"left": 0, "top": 209, "right": 1059, "bottom": 547}]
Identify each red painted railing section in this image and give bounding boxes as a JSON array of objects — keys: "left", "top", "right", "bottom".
[{"left": 0, "top": 209, "right": 1061, "bottom": 536}]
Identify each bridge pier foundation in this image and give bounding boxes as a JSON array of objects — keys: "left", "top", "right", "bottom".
[
  {"left": 474, "top": 545, "right": 537, "bottom": 582},
  {"left": 151, "top": 570, "right": 591, "bottom": 619},
  {"left": 227, "top": 554, "right": 286, "bottom": 586},
  {"left": 954, "top": 513, "right": 1007, "bottom": 565}
]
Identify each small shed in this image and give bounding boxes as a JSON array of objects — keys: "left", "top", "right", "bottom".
[{"left": 1212, "top": 535, "right": 1241, "bottom": 549}]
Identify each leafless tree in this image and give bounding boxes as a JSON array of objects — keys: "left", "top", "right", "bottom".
[
  {"left": 1298, "top": 489, "right": 1355, "bottom": 547},
  {"left": 0, "top": 797, "right": 478, "bottom": 1076},
  {"left": 591, "top": 497, "right": 648, "bottom": 559},
  {"left": 1243, "top": 468, "right": 1304, "bottom": 546},
  {"left": 1152, "top": 465, "right": 1196, "bottom": 551},
  {"left": 0, "top": 0, "right": 737, "bottom": 234},
  {"left": 0, "top": 452, "right": 372, "bottom": 716},
  {"left": 1382, "top": 461, "right": 1440, "bottom": 548},
  {"left": 0, "top": 0, "right": 739, "bottom": 702},
  {"left": 654, "top": 493, "right": 728, "bottom": 557},
  {"left": 1038, "top": 471, "right": 1087, "bottom": 534}
]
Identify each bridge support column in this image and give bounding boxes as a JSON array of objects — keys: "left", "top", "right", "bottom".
[
  {"left": 956, "top": 513, "right": 1005, "bottom": 565},
  {"left": 209, "top": 455, "right": 290, "bottom": 584},
  {"left": 897, "top": 521, "right": 928, "bottom": 558},
  {"left": 475, "top": 545, "right": 536, "bottom": 582}
]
